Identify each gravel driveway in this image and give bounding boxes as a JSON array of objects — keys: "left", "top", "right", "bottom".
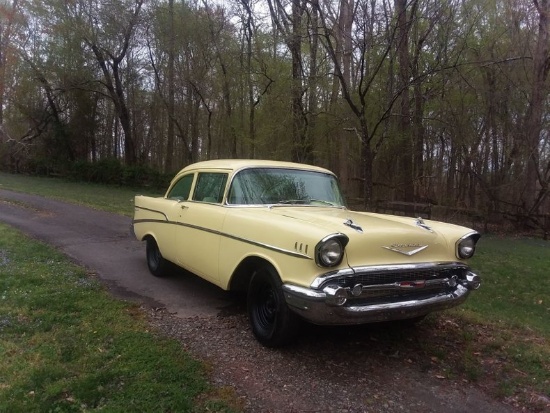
[{"left": 0, "top": 189, "right": 520, "bottom": 413}]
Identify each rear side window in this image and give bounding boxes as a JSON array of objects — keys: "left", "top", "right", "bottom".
[
  {"left": 167, "top": 174, "right": 194, "bottom": 200},
  {"left": 193, "top": 173, "right": 228, "bottom": 203}
]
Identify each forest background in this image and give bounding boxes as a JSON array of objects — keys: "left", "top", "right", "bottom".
[{"left": 0, "top": 0, "right": 549, "bottom": 235}]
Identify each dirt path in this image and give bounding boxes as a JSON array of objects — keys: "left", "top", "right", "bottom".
[{"left": 0, "top": 189, "right": 520, "bottom": 413}]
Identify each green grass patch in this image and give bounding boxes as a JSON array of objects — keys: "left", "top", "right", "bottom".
[
  {"left": 0, "top": 172, "right": 164, "bottom": 216},
  {"left": 435, "top": 235, "right": 550, "bottom": 409},
  {"left": 467, "top": 236, "right": 550, "bottom": 336},
  {"left": 0, "top": 224, "right": 234, "bottom": 412}
]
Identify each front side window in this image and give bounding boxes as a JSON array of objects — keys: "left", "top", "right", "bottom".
[
  {"left": 227, "top": 168, "right": 345, "bottom": 206},
  {"left": 167, "top": 174, "right": 194, "bottom": 200},
  {"left": 193, "top": 173, "right": 228, "bottom": 203}
]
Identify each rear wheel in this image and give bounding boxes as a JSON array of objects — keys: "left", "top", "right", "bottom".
[
  {"left": 145, "top": 237, "right": 168, "bottom": 277},
  {"left": 247, "top": 265, "right": 301, "bottom": 347}
]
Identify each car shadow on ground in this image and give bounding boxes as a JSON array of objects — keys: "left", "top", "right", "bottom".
[{"left": 163, "top": 264, "right": 455, "bottom": 357}]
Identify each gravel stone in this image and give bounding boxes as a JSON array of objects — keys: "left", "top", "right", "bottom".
[{"left": 145, "top": 301, "right": 520, "bottom": 413}]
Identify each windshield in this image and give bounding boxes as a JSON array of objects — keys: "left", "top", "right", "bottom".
[{"left": 227, "top": 168, "right": 346, "bottom": 206}]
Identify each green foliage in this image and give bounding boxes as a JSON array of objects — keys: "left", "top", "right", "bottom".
[
  {"left": 15, "top": 159, "right": 172, "bottom": 190},
  {"left": 69, "top": 158, "right": 122, "bottom": 183}
]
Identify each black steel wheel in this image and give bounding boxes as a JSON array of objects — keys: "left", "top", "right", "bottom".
[
  {"left": 145, "top": 237, "right": 168, "bottom": 277},
  {"left": 247, "top": 265, "right": 300, "bottom": 347}
]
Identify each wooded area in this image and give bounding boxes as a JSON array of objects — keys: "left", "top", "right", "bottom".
[{"left": 0, "top": 0, "right": 549, "bottom": 233}]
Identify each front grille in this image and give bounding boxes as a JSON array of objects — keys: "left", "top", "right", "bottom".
[
  {"left": 318, "top": 264, "right": 468, "bottom": 304},
  {"left": 335, "top": 266, "right": 468, "bottom": 289}
]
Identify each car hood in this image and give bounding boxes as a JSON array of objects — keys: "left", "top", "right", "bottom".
[{"left": 267, "top": 207, "right": 464, "bottom": 266}]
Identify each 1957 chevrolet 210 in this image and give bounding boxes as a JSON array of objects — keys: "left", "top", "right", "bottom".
[{"left": 133, "top": 159, "right": 481, "bottom": 347}]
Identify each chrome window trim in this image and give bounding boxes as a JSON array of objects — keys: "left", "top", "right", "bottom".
[{"left": 224, "top": 166, "right": 344, "bottom": 207}]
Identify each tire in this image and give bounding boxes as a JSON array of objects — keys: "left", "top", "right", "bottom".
[
  {"left": 145, "top": 237, "right": 168, "bottom": 277},
  {"left": 247, "top": 265, "right": 301, "bottom": 347}
]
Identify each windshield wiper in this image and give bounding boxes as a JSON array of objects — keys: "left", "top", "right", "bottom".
[
  {"left": 276, "top": 199, "right": 308, "bottom": 205},
  {"left": 276, "top": 199, "right": 339, "bottom": 206},
  {"left": 308, "top": 199, "right": 338, "bottom": 206}
]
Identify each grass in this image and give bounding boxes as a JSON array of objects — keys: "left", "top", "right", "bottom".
[
  {"left": 419, "top": 235, "right": 550, "bottom": 410},
  {"left": 0, "top": 172, "right": 164, "bottom": 216},
  {"left": 1, "top": 173, "right": 549, "bottom": 410},
  {"left": 0, "top": 224, "right": 236, "bottom": 412},
  {"left": 467, "top": 236, "right": 550, "bottom": 335}
]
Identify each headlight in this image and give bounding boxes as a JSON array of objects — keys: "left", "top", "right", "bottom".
[
  {"left": 456, "top": 232, "right": 481, "bottom": 259},
  {"left": 315, "top": 235, "right": 348, "bottom": 267}
]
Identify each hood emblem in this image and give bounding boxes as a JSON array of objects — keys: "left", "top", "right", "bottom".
[
  {"left": 343, "top": 219, "right": 363, "bottom": 233},
  {"left": 383, "top": 244, "right": 428, "bottom": 256}
]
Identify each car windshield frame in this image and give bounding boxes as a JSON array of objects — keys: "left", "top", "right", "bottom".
[{"left": 226, "top": 167, "right": 346, "bottom": 207}]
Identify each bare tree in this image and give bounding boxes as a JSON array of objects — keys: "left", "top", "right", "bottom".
[
  {"left": 268, "top": 0, "right": 312, "bottom": 163},
  {"left": 0, "top": 0, "right": 19, "bottom": 126},
  {"left": 313, "top": 0, "right": 402, "bottom": 207},
  {"left": 521, "top": 0, "right": 550, "bottom": 219},
  {"left": 81, "top": 0, "right": 144, "bottom": 165}
]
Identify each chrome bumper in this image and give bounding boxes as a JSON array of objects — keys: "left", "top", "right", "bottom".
[{"left": 282, "top": 271, "right": 480, "bottom": 325}]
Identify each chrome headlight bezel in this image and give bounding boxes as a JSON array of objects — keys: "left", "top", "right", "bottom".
[
  {"left": 315, "top": 234, "right": 349, "bottom": 267},
  {"left": 456, "top": 232, "right": 481, "bottom": 259}
]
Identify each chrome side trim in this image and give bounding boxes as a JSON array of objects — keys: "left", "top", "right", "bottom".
[
  {"left": 132, "top": 218, "right": 312, "bottom": 260},
  {"left": 134, "top": 206, "right": 169, "bottom": 221},
  {"left": 223, "top": 231, "right": 312, "bottom": 259}
]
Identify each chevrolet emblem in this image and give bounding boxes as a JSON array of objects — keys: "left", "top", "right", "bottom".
[{"left": 382, "top": 244, "right": 428, "bottom": 256}]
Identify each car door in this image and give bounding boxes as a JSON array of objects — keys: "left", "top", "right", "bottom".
[
  {"left": 175, "top": 171, "right": 229, "bottom": 285},
  {"left": 158, "top": 173, "right": 195, "bottom": 262}
]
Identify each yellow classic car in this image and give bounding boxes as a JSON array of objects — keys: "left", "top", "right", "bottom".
[{"left": 133, "top": 159, "right": 481, "bottom": 347}]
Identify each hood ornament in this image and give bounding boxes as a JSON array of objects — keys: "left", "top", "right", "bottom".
[
  {"left": 416, "top": 217, "right": 433, "bottom": 232},
  {"left": 343, "top": 219, "right": 363, "bottom": 233},
  {"left": 383, "top": 244, "right": 428, "bottom": 256}
]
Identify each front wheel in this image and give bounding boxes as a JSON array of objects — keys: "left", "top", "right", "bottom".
[
  {"left": 247, "top": 265, "right": 301, "bottom": 347},
  {"left": 145, "top": 237, "right": 168, "bottom": 277}
]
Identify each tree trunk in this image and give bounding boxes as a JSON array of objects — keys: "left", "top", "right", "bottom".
[
  {"left": 395, "top": 0, "right": 413, "bottom": 201},
  {"left": 0, "top": 0, "right": 20, "bottom": 126},
  {"left": 85, "top": 0, "right": 143, "bottom": 166},
  {"left": 338, "top": 0, "right": 353, "bottom": 190},
  {"left": 290, "top": 0, "right": 309, "bottom": 163},
  {"left": 165, "top": 0, "right": 176, "bottom": 172},
  {"left": 522, "top": 0, "right": 550, "bottom": 214},
  {"left": 112, "top": 62, "right": 136, "bottom": 165}
]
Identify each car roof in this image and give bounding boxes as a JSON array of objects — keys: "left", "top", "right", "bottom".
[{"left": 176, "top": 159, "right": 335, "bottom": 175}]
